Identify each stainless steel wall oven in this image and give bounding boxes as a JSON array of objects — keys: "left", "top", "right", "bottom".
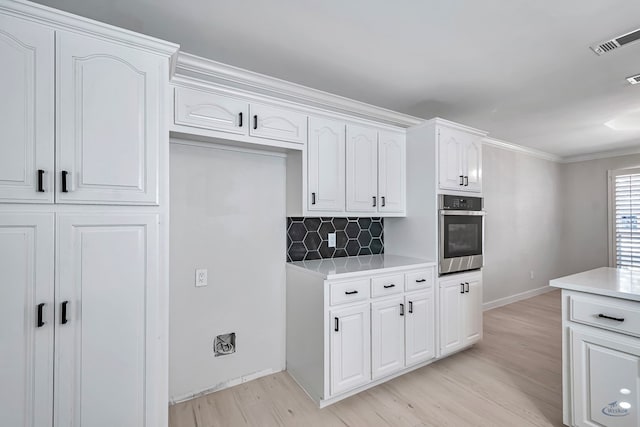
[{"left": 439, "top": 195, "right": 484, "bottom": 275}]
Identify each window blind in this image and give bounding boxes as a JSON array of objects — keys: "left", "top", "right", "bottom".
[{"left": 613, "top": 169, "right": 640, "bottom": 268}]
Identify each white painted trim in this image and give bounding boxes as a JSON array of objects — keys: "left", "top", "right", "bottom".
[
  {"left": 482, "top": 137, "right": 562, "bottom": 162},
  {"left": 560, "top": 145, "right": 640, "bottom": 163},
  {"left": 173, "top": 52, "right": 423, "bottom": 128},
  {"left": 483, "top": 285, "right": 555, "bottom": 311},
  {"left": 0, "top": 0, "right": 179, "bottom": 58},
  {"left": 169, "top": 367, "right": 281, "bottom": 405},
  {"left": 170, "top": 138, "right": 288, "bottom": 159}
]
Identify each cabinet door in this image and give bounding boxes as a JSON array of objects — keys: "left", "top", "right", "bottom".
[
  {"left": 463, "top": 278, "right": 483, "bottom": 346},
  {"left": 330, "top": 304, "right": 371, "bottom": 396},
  {"left": 439, "top": 279, "right": 464, "bottom": 356},
  {"left": 346, "top": 125, "right": 378, "bottom": 212},
  {"left": 55, "top": 214, "right": 160, "bottom": 427},
  {"left": 174, "top": 87, "right": 248, "bottom": 135},
  {"left": 462, "top": 138, "right": 482, "bottom": 193},
  {"left": 249, "top": 103, "right": 307, "bottom": 144},
  {"left": 307, "top": 117, "right": 345, "bottom": 211},
  {"left": 571, "top": 327, "right": 640, "bottom": 427},
  {"left": 56, "top": 31, "right": 165, "bottom": 205},
  {"left": 371, "top": 297, "right": 405, "bottom": 379},
  {"left": 378, "top": 131, "right": 405, "bottom": 214},
  {"left": 0, "top": 214, "right": 54, "bottom": 427},
  {"left": 438, "top": 126, "right": 464, "bottom": 191},
  {"left": 0, "top": 15, "right": 54, "bottom": 203},
  {"left": 405, "top": 291, "right": 435, "bottom": 366}
]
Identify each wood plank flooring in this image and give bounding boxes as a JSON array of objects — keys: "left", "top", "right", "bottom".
[{"left": 169, "top": 289, "right": 563, "bottom": 427}]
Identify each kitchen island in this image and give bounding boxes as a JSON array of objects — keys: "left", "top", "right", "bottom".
[{"left": 550, "top": 267, "right": 640, "bottom": 427}]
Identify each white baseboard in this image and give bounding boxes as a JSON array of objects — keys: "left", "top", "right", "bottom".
[
  {"left": 483, "top": 285, "right": 555, "bottom": 311},
  {"left": 169, "top": 367, "right": 283, "bottom": 405}
]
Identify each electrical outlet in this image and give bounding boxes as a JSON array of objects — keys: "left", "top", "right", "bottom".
[
  {"left": 328, "top": 233, "right": 336, "bottom": 248},
  {"left": 195, "top": 269, "right": 208, "bottom": 287}
]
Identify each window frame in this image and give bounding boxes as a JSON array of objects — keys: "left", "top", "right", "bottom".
[{"left": 608, "top": 166, "right": 640, "bottom": 268}]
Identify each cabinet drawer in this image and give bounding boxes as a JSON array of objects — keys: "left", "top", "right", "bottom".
[
  {"left": 330, "top": 279, "right": 370, "bottom": 306},
  {"left": 174, "top": 87, "right": 248, "bottom": 134},
  {"left": 570, "top": 294, "right": 640, "bottom": 338},
  {"left": 405, "top": 268, "right": 434, "bottom": 292},
  {"left": 371, "top": 274, "right": 404, "bottom": 298}
]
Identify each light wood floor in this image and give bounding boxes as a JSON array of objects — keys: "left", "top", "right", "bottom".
[{"left": 170, "top": 289, "right": 563, "bottom": 427}]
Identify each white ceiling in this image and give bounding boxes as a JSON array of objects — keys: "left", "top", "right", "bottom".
[{"left": 34, "top": 0, "right": 640, "bottom": 157}]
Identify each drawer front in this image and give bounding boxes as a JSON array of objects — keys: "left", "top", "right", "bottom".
[
  {"left": 330, "top": 279, "right": 370, "bottom": 306},
  {"left": 405, "top": 267, "right": 434, "bottom": 292},
  {"left": 371, "top": 274, "right": 404, "bottom": 298},
  {"left": 570, "top": 294, "right": 640, "bottom": 337},
  {"left": 175, "top": 87, "right": 248, "bottom": 134}
]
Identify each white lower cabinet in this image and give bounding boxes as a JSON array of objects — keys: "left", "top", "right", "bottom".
[
  {"left": 286, "top": 263, "right": 442, "bottom": 407},
  {"left": 371, "top": 296, "right": 405, "bottom": 379},
  {"left": 570, "top": 326, "right": 640, "bottom": 427},
  {"left": 439, "top": 271, "right": 483, "bottom": 357},
  {"left": 0, "top": 212, "right": 160, "bottom": 426},
  {"left": 330, "top": 303, "right": 371, "bottom": 395}
]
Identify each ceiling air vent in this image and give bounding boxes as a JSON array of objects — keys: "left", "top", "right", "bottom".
[
  {"left": 591, "top": 27, "right": 640, "bottom": 55},
  {"left": 627, "top": 74, "right": 640, "bottom": 85}
]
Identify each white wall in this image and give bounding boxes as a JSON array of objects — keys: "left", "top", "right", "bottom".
[
  {"left": 560, "top": 153, "right": 640, "bottom": 275},
  {"left": 482, "top": 145, "right": 564, "bottom": 307},
  {"left": 169, "top": 141, "right": 286, "bottom": 402}
]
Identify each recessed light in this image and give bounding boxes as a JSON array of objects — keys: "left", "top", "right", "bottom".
[
  {"left": 627, "top": 74, "right": 640, "bottom": 85},
  {"left": 605, "top": 110, "right": 640, "bottom": 130},
  {"left": 619, "top": 401, "right": 631, "bottom": 410}
]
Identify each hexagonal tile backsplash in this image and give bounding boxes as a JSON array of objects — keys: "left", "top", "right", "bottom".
[{"left": 287, "top": 217, "right": 384, "bottom": 262}]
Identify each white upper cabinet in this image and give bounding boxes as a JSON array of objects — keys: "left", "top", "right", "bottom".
[
  {"left": 378, "top": 131, "right": 406, "bottom": 213},
  {"left": 307, "top": 117, "right": 345, "bottom": 211},
  {"left": 249, "top": 103, "right": 307, "bottom": 144},
  {"left": 438, "top": 126, "right": 483, "bottom": 193},
  {"left": 0, "top": 213, "right": 54, "bottom": 427},
  {"left": 346, "top": 125, "right": 378, "bottom": 212},
  {"left": 174, "top": 87, "right": 248, "bottom": 135},
  {"left": 56, "top": 31, "right": 164, "bottom": 205},
  {"left": 0, "top": 15, "right": 54, "bottom": 203}
]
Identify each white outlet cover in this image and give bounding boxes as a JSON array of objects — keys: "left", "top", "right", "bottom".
[
  {"left": 328, "top": 233, "right": 336, "bottom": 248},
  {"left": 195, "top": 269, "right": 208, "bottom": 287}
]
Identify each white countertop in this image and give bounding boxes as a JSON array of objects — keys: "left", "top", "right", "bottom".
[
  {"left": 550, "top": 267, "right": 640, "bottom": 302},
  {"left": 287, "top": 254, "right": 435, "bottom": 280}
]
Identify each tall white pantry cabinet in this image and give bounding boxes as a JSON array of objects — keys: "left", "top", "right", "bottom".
[{"left": 0, "top": 1, "right": 178, "bottom": 426}]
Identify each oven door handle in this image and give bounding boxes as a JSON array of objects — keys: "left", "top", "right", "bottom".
[{"left": 440, "top": 210, "right": 486, "bottom": 216}]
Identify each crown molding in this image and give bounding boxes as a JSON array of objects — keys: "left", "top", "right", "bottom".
[
  {"left": 427, "top": 117, "right": 488, "bottom": 136},
  {"left": 173, "top": 51, "right": 424, "bottom": 128},
  {"left": 559, "top": 145, "right": 640, "bottom": 163},
  {"left": 0, "top": 0, "right": 179, "bottom": 57},
  {"left": 482, "top": 137, "right": 562, "bottom": 162}
]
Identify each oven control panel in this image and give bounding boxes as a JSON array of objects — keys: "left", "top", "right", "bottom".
[{"left": 440, "top": 195, "right": 483, "bottom": 211}]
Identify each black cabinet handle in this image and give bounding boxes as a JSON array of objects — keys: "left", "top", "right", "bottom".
[
  {"left": 253, "top": 115, "right": 258, "bottom": 130},
  {"left": 334, "top": 317, "right": 339, "bottom": 332},
  {"left": 383, "top": 284, "right": 395, "bottom": 289},
  {"left": 415, "top": 279, "right": 426, "bottom": 283},
  {"left": 465, "top": 282, "right": 469, "bottom": 293},
  {"left": 311, "top": 192, "right": 316, "bottom": 205},
  {"left": 345, "top": 290, "right": 358, "bottom": 295},
  {"left": 400, "top": 303, "right": 405, "bottom": 316},
  {"left": 409, "top": 301, "right": 413, "bottom": 314},
  {"left": 460, "top": 283, "right": 465, "bottom": 294},
  {"left": 37, "top": 170, "right": 45, "bottom": 192},
  {"left": 61, "top": 171, "right": 69, "bottom": 193},
  {"left": 459, "top": 175, "right": 464, "bottom": 185},
  {"left": 238, "top": 112, "right": 243, "bottom": 127},
  {"left": 381, "top": 196, "right": 386, "bottom": 207},
  {"left": 372, "top": 196, "right": 377, "bottom": 207},
  {"left": 37, "top": 303, "right": 45, "bottom": 327},
  {"left": 598, "top": 314, "right": 624, "bottom": 322},
  {"left": 61, "top": 301, "right": 69, "bottom": 324},
  {"left": 464, "top": 176, "right": 469, "bottom": 186}
]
